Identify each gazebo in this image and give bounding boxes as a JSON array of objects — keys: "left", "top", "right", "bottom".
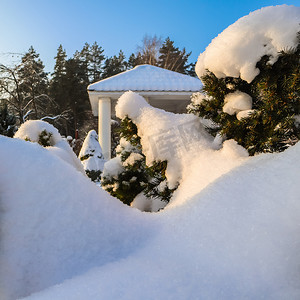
[{"left": 87, "top": 64, "right": 202, "bottom": 159}]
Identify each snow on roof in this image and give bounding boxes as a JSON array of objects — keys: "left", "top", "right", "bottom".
[{"left": 88, "top": 65, "right": 202, "bottom": 92}]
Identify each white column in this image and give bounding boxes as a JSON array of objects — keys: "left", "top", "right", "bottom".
[{"left": 98, "top": 97, "right": 111, "bottom": 160}]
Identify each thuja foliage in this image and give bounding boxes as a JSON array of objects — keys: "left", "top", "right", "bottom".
[
  {"left": 85, "top": 169, "right": 101, "bottom": 182},
  {"left": 38, "top": 130, "right": 53, "bottom": 147},
  {"left": 101, "top": 117, "right": 147, "bottom": 205},
  {"left": 78, "top": 130, "right": 105, "bottom": 183},
  {"left": 188, "top": 34, "right": 300, "bottom": 155},
  {"left": 80, "top": 152, "right": 102, "bottom": 183},
  {"left": 143, "top": 160, "right": 175, "bottom": 203},
  {"left": 24, "top": 129, "right": 53, "bottom": 147},
  {"left": 101, "top": 117, "right": 176, "bottom": 206}
]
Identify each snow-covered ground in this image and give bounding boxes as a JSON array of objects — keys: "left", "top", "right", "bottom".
[
  {"left": 1, "top": 129, "right": 300, "bottom": 300},
  {"left": 0, "top": 136, "right": 157, "bottom": 300},
  {"left": 1, "top": 4, "right": 299, "bottom": 300},
  {"left": 1, "top": 91, "right": 300, "bottom": 299}
]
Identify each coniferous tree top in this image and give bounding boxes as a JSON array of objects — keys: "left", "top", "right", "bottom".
[
  {"left": 158, "top": 37, "right": 193, "bottom": 75},
  {"left": 128, "top": 36, "right": 196, "bottom": 75},
  {"left": 101, "top": 50, "right": 127, "bottom": 79}
]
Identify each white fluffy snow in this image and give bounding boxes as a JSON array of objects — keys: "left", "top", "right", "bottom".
[
  {"left": 223, "top": 91, "right": 252, "bottom": 116},
  {"left": 101, "top": 156, "right": 123, "bottom": 178},
  {"left": 196, "top": 5, "right": 300, "bottom": 83},
  {"left": 8, "top": 136, "right": 299, "bottom": 300},
  {"left": 0, "top": 136, "right": 156, "bottom": 300},
  {"left": 116, "top": 91, "right": 215, "bottom": 189},
  {"left": 131, "top": 192, "right": 167, "bottom": 213},
  {"left": 14, "top": 120, "right": 85, "bottom": 174},
  {"left": 123, "top": 152, "right": 144, "bottom": 167},
  {"left": 1, "top": 108, "right": 300, "bottom": 299},
  {"left": 2, "top": 5, "right": 300, "bottom": 298},
  {"left": 236, "top": 109, "right": 256, "bottom": 121},
  {"left": 14, "top": 120, "right": 62, "bottom": 145}
]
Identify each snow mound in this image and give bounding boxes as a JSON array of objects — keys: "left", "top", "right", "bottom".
[
  {"left": 196, "top": 5, "right": 300, "bottom": 82},
  {"left": 170, "top": 139, "right": 249, "bottom": 207},
  {"left": 14, "top": 120, "right": 85, "bottom": 174},
  {"left": 22, "top": 142, "right": 300, "bottom": 300},
  {"left": 0, "top": 136, "right": 156, "bottom": 300}
]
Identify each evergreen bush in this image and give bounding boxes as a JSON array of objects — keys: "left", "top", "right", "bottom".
[
  {"left": 188, "top": 33, "right": 300, "bottom": 155},
  {"left": 101, "top": 117, "right": 176, "bottom": 207}
]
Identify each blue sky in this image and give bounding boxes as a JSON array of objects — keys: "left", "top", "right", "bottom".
[{"left": 0, "top": 0, "right": 299, "bottom": 73}]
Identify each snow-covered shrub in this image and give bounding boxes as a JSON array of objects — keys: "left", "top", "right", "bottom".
[
  {"left": 103, "top": 91, "right": 217, "bottom": 210},
  {"left": 101, "top": 129, "right": 148, "bottom": 206},
  {"left": 189, "top": 5, "right": 300, "bottom": 155},
  {"left": 14, "top": 120, "right": 85, "bottom": 174},
  {"left": 78, "top": 130, "right": 106, "bottom": 183},
  {"left": 101, "top": 117, "right": 176, "bottom": 209},
  {"left": 14, "top": 119, "right": 62, "bottom": 145}
]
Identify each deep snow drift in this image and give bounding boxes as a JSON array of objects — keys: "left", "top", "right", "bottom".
[
  {"left": 1, "top": 109, "right": 300, "bottom": 299},
  {"left": 0, "top": 136, "right": 157, "bottom": 300},
  {"left": 10, "top": 136, "right": 300, "bottom": 300}
]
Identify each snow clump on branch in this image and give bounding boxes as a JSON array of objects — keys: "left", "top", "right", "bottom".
[{"left": 196, "top": 5, "right": 300, "bottom": 83}]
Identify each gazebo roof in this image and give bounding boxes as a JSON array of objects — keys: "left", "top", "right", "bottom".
[{"left": 88, "top": 64, "right": 202, "bottom": 92}]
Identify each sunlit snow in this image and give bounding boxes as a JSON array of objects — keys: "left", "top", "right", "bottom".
[
  {"left": 196, "top": 5, "right": 300, "bottom": 83},
  {"left": 1, "top": 4, "right": 299, "bottom": 300}
]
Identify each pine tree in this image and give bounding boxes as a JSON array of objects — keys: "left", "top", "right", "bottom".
[
  {"left": 158, "top": 37, "right": 193, "bottom": 74},
  {"left": 50, "top": 45, "right": 67, "bottom": 105},
  {"left": 0, "top": 47, "right": 55, "bottom": 124},
  {"left": 64, "top": 57, "right": 90, "bottom": 136},
  {"left": 17, "top": 46, "right": 49, "bottom": 119},
  {"left": 127, "top": 53, "right": 140, "bottom": 69},
  {"left": 49, "top": 45, "right": 73, "bottom": 136},
  {"left": 102, "top": 50, "right": 127, "bottom": 79},
  {"left": 88, "top": 42, "right": 105, "bottom": 82},
  {"left": 37, "top": 129, "right": 53, "bottom": 147},
  {"left": 101, "top": 117, "right": 148, "bottom": 205},
  {"left": 49, "top": 45, "right": 69, "bottom": 112},
  {"left": 74, "top": 42, "right": 105, "bottom": 83},
  {"left": 0, "top": 102, "right": 17, "bottom": 137},
  {"left": 188, "top": 34, "right": 300, "bottom": 155}
]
